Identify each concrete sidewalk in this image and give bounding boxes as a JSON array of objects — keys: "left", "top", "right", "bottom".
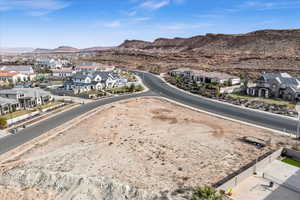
[{"left": 231, "top": 160, "right": 300, "bottom": 200}]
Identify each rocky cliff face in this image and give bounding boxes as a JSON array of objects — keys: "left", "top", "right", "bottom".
[{"left": 90, "top": 29, "right": 300, "bottom": 78}]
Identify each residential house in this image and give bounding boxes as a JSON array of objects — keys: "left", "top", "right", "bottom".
[
  {"left": 0, "top": 88, "right": 52, "bottom": 109},
  {"left": 247, "top": 72, "right": 300, "bottom": 101},
  {"left": 0, "top": 97, "right": 20, "bottom": 115},
  {"left": 64, "top": 71, "right": 122, "bottom": 93},
  {"left": 0, "top": 70, "right": 26, "bottom": 84},
  {"left": 0, "top": 65, "right": 36, "bottom": 81},
  {"left": 75, "top": 65, "right": 98, "bottom": 73},
  {"left": 169, "top": 68, "right": 241, "bottom": 85},
  {"left": 51, "top": 68, "right": 74, "bottom": 78}
]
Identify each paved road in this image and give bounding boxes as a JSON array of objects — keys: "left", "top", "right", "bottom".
[
  {"left": 133, "top": 71, "right": 299, "bottom": 135},
  {"left": 0, "top": 71, "right": 299, "bottom": 155},
  {"left": 0, "top": 91, "right": 154, "bottom": 155}
]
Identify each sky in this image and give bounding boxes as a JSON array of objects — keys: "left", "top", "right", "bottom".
[{"left": 0, "top": 0, "right": 300, "bottom": 48}]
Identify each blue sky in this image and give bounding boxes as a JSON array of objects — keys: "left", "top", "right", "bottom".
[{"left": 0, "top": 0, "right": 300, "bottom": 48}]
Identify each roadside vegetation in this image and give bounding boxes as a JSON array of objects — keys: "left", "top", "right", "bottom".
[
  {"left": 106, "top": 84, "right": 144, "bottom": 94},
  {"left": 121, "top": 71, "right": 137, "bottom": 82},
  {"left": 0, "top": 117, "right": 7, "bottom": 129},
  {"left": 227, "top": 94, "right": 296, "bottom": 109},
  {"left": 193, "top": 186, "right": 226, "bottom": 200},
  {"left": 165, "top": 75, "right": 221, "bottom": 97},
  {"left": 2, "top": 110, "right": 34, "bottom": 120},
  {"left": 34, "top": 101, "right": 64, "bottom": 111}
]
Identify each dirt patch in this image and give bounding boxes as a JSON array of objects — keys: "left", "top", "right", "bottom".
[{"left": 0, "top": 97, "right": 295, "bottom": 197}]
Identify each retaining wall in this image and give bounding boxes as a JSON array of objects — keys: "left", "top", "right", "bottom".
[{"left": 217, "top": 148, "right": 283, "bottom": 191}]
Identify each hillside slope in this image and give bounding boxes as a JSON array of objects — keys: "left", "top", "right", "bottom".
[{"left": 90, "top": 29, "right": 300, "bottom": 78}]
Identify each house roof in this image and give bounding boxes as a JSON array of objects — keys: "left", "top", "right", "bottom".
[
  {"left": 0, "top": 97, "right": 18, "bottom": 106},
  {"left": 1, "top": 65, "right": 33, "bottom": 72},
  {"left": 260, "top": 73, "right": 292, "bottom": 81},
  {"left": 76, "top": 65, "right": 98, "bottom": 69},
  {"left": 72, "top": 72, "right": 92, "bottom": 79},
  {"left": 0, "top": 70, "right": 20, "bottom": 77},
  {"left": 275, "top": 77, "right": 300, "bottom": 86},
  {"left": 0, "top": 88, "right": 51, "bottom": 98},
  {"left": 51, "top": 68, "right": 73, "bottom": 73}
]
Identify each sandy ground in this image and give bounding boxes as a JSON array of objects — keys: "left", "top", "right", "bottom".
[
  {"left": 0, "top": 97, "right": 295, "bottom": 198},
  {"left": 0, "top": 186, "right": 56, "bottom": 200}
]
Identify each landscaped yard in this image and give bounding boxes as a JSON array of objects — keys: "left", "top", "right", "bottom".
[
  {"left": 282, "top": 158, "right": 300, "bottom": 168},
  {"left": 228, "top": 94, "right": 296, "bottom": 109},
  {"left": 2, "top": 102, "right": 64, "bottom": 120},
  {"left": 2, "top": 110, "right": 35, "bottom": 120},
  {"left": 35, "top": 101, "right": 64, "bottom": 110}
]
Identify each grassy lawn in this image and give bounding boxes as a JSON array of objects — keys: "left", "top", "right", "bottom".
[
  {"left": 228, "top": 94, "right": 296, "bottom": 109},
  {"left": 282, "top": 158, "right": 300, "bottom": 168},
  {"left": 2, "top": 110, "right": 35, "bottom": 120}
]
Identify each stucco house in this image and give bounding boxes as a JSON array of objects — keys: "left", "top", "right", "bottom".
[
  {"left": 0, "top": 66, "right": 36, "bottom": 81},
  {"left": 0, "top": 70, "right": 26, "bottom": 84}
]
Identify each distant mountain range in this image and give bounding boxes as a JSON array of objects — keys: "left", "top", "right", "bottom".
[{"left": 0, "top": 46, "right": 116, "bottom": 55}]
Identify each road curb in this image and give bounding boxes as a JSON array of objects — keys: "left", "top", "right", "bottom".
[
  {"left": 159, "top": 73, "right": 298, "bottom": 122},
  {"left": 152, "top": 96, "right": 297, "bottom": 138},
  {"left": 0, "top": 104, "right": 109, "bottom": 165}
]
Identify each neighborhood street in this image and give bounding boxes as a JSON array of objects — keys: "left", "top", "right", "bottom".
[{"left": 0, "top": 71, "right": 299, "bottom": 155}]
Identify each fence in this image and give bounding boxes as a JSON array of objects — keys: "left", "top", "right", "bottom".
[
  {"left": 217, "top": 148, "right": 283, "bottom": 191},
  {"left": 282, "top": 148, "right": 300, "bottom": 162},
  {"left": 7, "top": 111, "right": 40, "bottom": 125}
]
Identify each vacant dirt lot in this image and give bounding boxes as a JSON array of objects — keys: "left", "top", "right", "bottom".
[{"left": 0, "top": 97, "right": 294, "bottom": 198}]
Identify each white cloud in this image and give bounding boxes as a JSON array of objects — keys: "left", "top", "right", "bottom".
[
  {"left": 240, "top": 1, "right": 300, "bottom": 11},
  {"left": 0, "top": 0, "right": 70, "bottom": 15},
  {"left": 132, "top": 17, "right": 151, "bottom": 22},
  {"left": 139, "top": 0, "right": 170, "bottom": 10},
  {"left": 102, "top": 20, "right": 122, "bottom": 28}
]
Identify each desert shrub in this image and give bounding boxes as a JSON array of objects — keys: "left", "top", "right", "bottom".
[{"left": 193, "top": 186, "right": 225, "bottom": 200}]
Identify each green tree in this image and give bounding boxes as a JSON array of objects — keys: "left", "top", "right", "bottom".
[
  {"left": 0, "top": 117, "right": 7, "bottom": 129},
  {"left": 193, "top": 186, "right": 225, "bottom": 200},
  {"left": 129, "top": 84, "right": 135, "bottom": 92}
]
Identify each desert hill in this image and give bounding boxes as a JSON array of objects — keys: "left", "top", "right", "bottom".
[{"left": 89, "top": 29, "right": 300, "bottom": 78}]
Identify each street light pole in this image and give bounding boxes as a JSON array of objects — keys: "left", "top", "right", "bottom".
[
  {"left": 296, "top": 103, "right": 300, "bottom": 139},
  {"left": 297, "top": 114, "right": 300, "bottom": 139}
]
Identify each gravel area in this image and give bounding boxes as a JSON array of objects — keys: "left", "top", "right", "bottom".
[{"left": 0, "top": 97, "right": 294, "bottom": 199}]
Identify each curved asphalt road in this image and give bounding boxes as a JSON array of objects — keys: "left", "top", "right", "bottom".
[
  {"left": 0, "top": 71, "right": 298, "bottom": 155},
  {"left": 135, "top": 71, "right": 299, "bottom": 135},
  {"left": 0, "top": 91, "right": 154, "bottom": 155}
]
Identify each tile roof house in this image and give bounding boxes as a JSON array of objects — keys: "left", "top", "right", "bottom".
[
  {"left": 1, "top": 65, "right": 34, "bottom": 75},
  {"left": 0, "top": 70, "right": 24, "bottom": 84},
  {"left": 0, "top": 66, "right": 36, "bottom": 81}
]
